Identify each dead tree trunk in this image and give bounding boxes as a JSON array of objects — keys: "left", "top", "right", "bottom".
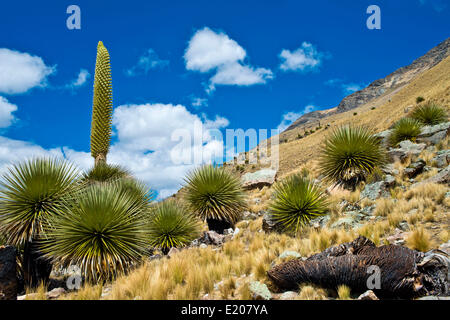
[{"left": 267, "top": 236, "right": 449, "bottom": 299}]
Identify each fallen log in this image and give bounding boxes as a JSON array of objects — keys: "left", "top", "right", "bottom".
[{"left": 267, "top": 236, "right": 449, "bottom": 299}]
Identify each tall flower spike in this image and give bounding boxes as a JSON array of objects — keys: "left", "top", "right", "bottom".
[{"left": 90, "top": 41, "right": 113, "bottom": 165}]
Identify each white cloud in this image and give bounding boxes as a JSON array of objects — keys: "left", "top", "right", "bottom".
[
  {"left": 277, "top": 105, "right": 316, "bottom": 132},
  {"left": 279, "top": 42, "right": 323, "bottom": 72},
  {"left": 110, "top": 102, "right": 229, "bottom": 197},
  {"left": 325, "top": 78, "right": 364, "bottom": 95},
  {"left": 67, "top": 69, "right": 90, "bottom": 88},
  {"left": 0, "top": 48, "right": 55, "bottom": 94},
  {"left": 184, "top": 27, "right": 273, "bottom": 92},
  {"left": 0, "top": 100, "right": 229, "bottom": 199},
  {"left": 126, "top": 49, "right": 169, "bottom": 76},
  {"left": 0, "top": 97, "right": 18, "bottom": 128},
  {"left": 191, "top": 97, "right": 208, "bottom": 108}
]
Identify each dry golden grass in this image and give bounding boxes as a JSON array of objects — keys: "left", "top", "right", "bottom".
[
  {"left": 337, "top": 285, "right": 351, "bottom": 300},
  {"left": 374, "top": 198, "right": 395, "bottom": 217},
  {"left": 406, "top": 227, "right": 434, "bottom": 252},
  {"left": 298, "top": 285, "right": 327, "bottom": 300}
]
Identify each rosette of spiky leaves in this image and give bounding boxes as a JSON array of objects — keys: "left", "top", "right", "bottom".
[
  {"left": 0, "top": 158, "right": 80, "bottom": 246},
  {"left": 388, "top": 118, "right": 423, "bottom": 146},
  {"left": 90, "top": 41, "right": 113, "bottom": 165},
  {"left": 183, "top": 165, "right": 247, "bottom": 224},
  {"left": 269, "top": 175, "right": 328, "bottom": 233},
  {"left": 148, "top": 200, "right": 201, "bottom": 254},
  {"left": 319, "top": 126, "right": 386, "bottom": 189},
  {"left": 410, "top": 103, "right": 447, "bottom": 125},
  {"left": 41, "top": 181, "right": 150, "bottom": 283},
  {"left": 81, "top": 162, "right": 130, "bottom": 184}
]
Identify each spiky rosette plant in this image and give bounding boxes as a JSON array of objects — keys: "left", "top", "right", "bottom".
[
  {"left": 410, "top": 102, "right": 447, "bottom": 125},
  {"left": 183, "top": 165, "right": 247, "bottom": 233},
  {"left": 90, "top": 41, "right": 113, "bottom": 166},
  {"left": 81, "top": 162, "right": 130, "bottom": 184},
  {"left": 269, "top": 175, "right": 328, "bottom": 233},
  {"left": 148, "top": 200, "right": 201, "bottom": 254},
  {"left": 0, "top": 158, "right": 80, "bottom": 286},
  {"left": 319, "top": 126, "right": 386, "bottom": 189},
  {"left": 388, "top": 118, "right": 423, "bottom": 146},
  {"left": 41, "top": 181, "right": 150, "bottom": 283}
]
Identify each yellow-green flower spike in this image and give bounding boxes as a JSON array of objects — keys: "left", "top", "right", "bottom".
[{"left": 90, "top": 41, "right": 113, "bottom": 165}]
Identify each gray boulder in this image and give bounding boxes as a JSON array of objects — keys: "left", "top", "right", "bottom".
[
  {"left": 403, "top": 159, "right": 426, "bottom": 178},
  {"left": 413, "top": 165, "right": 450, "bottom": 187},
  {"left": 388, "top": 140, "right": 426, "bottom": 162},
  {"left": 242, "top": 169, "right": 277, "bottom": 190},
  {"left": 373, "top": 129, "right": 392, "bottom": 146},
  {"left": 249, "top": 281, "right": 272, "bottom": 300},
  {"left": 417, "top": 122, "right": 450, "bottom": 140},
  {"left": 360, "top": 181, "right": 390, "bottom": 200},
  {"left": 0, "top": 246, "right": 18, "bottom": 300},
  {"left": 432, "top": 150, "right": 450, "bottom": 168},
  {"left": 199, "top": 231, "right": 226, "bottom": 246}
]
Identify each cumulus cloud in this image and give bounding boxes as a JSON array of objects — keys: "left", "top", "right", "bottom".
[
  {"left": 279, "top": 42, "right": 324, "bottom": 72},
  {"left": 109, "top": 103, "right": 229, "bottom": 197},
  {"left": 0, "top": 97, "right": 18, "bottom": 128},
  {"left": 126, "top": 49, "right": 169, "bottom": 76},
  {"left": 277, "top": 105, "right": 316, "bottom": 132},
  {"left": 191, "top": 97, "right": 208, "bottom": 108},
  {"left": 0, "top": 48, "right": 55, "bottom": 94},
  {"left": 184, "top": 27, "right": 273, "bottom": 93},
  {"left": 67, "top": 69, "right": 90, "bottom": 88}
]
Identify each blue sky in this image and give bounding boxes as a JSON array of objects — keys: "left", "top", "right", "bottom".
[{"left": 0, "top": 0, "right": 448, "bottom": 197}]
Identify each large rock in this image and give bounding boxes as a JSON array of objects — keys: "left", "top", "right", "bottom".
[
  {"left": 388, "top": 140, "right": 426, "bottom": 162},
  {"left": 373, "top": 129, "right": 392, "bottom": 146},
  {"left": 416, "top": 122, "right": 450, "bottom": 144},
  {"left": 403, "top": 159, "right": 426, "bottom": 178},
  {"left": 358, "top": 290, "right": 379, "bottom": 300},
  {"left": 412, "top": 165, "right": 450, "bottom": 187},
  {"left": 242, "top": 169, "right": 277, "bottom": 189},
  {"left": 360, "top": 181, "right": 390, "bottom": 200},
  {"left": 262, "top": 213, "right": 281, "bottom": 233},
  {"left": 199, "top": 231, "right": 225, "bottom": 246},
  {"left": 249, "top": 281, "right": 272, "bottom": 300},
  {"left": 0, "top": 246, "right": 18, "bottom": 300},
  {"left": 432, "top": 150, "right": 450, "bottom": 168}
]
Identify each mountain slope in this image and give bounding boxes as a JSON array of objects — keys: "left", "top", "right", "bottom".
[{"left": 285, "top": 38, "right": 450, "bottom": 133}]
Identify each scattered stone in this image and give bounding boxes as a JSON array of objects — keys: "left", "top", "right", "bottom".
[
  {"left": 242, "top": 211, "right": 258, "bottom": 220},
  {"left": 249, "top": 281, "right": 272, "bottom": 300},
  {"left": 0, "top": 246, "right": 18, "bottom": 300},
  {"left": 360, "top": 181, "right": 390, "bottom": 200},
  {"left": 386, "top": 228, "right": 409, "bottom": 245},
  {"left": 46, "top": 287, "right": 66, "bottom": 300},
  {"left": 331, "top": 216, "right": 362, "bottom": 230},
  {"left": 388, "top": 140, "right": 426, "bottom": 162},
  {"left": 199, "top": 231, "right": 226, "bottom": 246},
  {"left": 403, "top": 159, "right": 426, "bottom": 178},
  {"left": 438, "top": 241, "right": 450, "bottom": 255},
  {"left": 416, "top": 122, "right": 450, "bottom": 143},
  {"left": 412, "top": 165, "right": 450, "bottom": 187},
  {"left": 279, "top": 291, "right": 298, "bottom": 300},
  {"left": 374, "top": 130, "right": 392, "bottom": 146},
  {"left": 233, "top": 228, "right": 240, "bottom": 238},
  {"left": 431, "top": 150, "right": 450, "bottom": 168},
  {"left": 262, "top": 213, "right": 282, "bottom": 233},
  {"left": 223, "top": 228, "right": 234, "bottom": 235},
  {"left": 199, "top": 244, "right": 208, "bottom": 249},
  {"left": 309, "top": 215, "right": 330, "bottom": 229},
  {"left": 242, "top": 169, "right": 277, "bottom": 190},
  {"left": 384, "top": 174, "right": 396, "bottom": 187},
  {"left": 149, "top": 254, "right": 162, "bottom": 261},
  {"left": 279, "top": 251, "right": 301, "bottom": 260},
  {"left": 382, "top": 164, "right": 399, "bottom": 176},
  {"left": 398, "top": 221, "right": 410, "bottom": 231},
  {"left": 357, "top": 290, "right": 379, "bottom": 300}
]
